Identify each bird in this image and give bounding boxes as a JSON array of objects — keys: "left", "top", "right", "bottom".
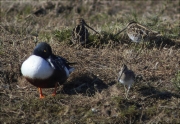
[
  {"left": 115, "top": 21, "right": 159, "bottom": 43},
  {"left": 118, "top": 64, "right": 135, "bottom": 99},
  {"left": 72, "top": 18, "right": 100, "bottom": 45},
  {"left": 21, "top": 42, "right": 75, "bottom": 98}
]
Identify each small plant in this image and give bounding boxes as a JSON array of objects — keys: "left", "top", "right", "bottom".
[
  {"left": 53, "top": 29, "right": 72, "bottom": 44},
  {"left": 172, "top": 71, "right": 180, "bottom": 90},
  {"left": 122, "top": 105, "right": 136, "bottom": 116},
  {"left": 88, "top": 34, "right": 101, "bottom": 47},
  {"left": 145, "top": 106, "right": 157, "bottom": 117},
  {"left": 39, "top": 32, "right": 52, "bottom": 42}
]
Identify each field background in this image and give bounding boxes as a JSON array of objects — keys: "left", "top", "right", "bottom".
[{"left": 0, "top": 0, "right": 180, "bottom": 123}]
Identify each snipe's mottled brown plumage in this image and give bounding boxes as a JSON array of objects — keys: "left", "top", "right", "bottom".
[
  {"left": 72, "top": 18, "right": 100, "bottom": 45},
  {"left": 116, "top": 21, "right": 160, "bottom": 43}
]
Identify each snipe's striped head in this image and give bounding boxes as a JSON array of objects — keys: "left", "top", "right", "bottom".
[{"left": 76, "top": 18, "right": 86, "bottom": 26}]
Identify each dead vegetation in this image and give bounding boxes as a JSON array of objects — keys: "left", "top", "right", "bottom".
[{"left": 0, "top": 1, "right": 180, "bottom": 124}]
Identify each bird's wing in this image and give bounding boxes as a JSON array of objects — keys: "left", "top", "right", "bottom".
[
  {"left": 47, "top": 55, "right": 70, "bottom": 71},
  {"left": 129, "top": 70, "right": 135, "bottom": 80}
]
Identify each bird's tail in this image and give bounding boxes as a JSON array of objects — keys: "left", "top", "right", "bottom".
[{"left": 68, "top": 67, "right": 75, "bottom": 74}]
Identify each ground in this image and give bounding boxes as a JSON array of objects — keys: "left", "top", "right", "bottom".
[{"left": 0, "top": 1, "right": 180, "bottom": 124}]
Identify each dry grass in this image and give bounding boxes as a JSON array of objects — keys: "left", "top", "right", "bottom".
[{"left": 0, "top": 1, "right": 180, "bottom": 124}]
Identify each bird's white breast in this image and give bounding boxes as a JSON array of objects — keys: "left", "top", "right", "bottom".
[
  {"left": 128, "top": 33, "right": 141, "bottom": 43},
  {"left": 119, "top": 79, "right": 134, "bottom": 86},
  {"left": 21, "top": 55, "right": 54, "bottom": 79}
]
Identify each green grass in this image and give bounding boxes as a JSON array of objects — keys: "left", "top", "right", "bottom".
[
  {"left": 172, "top": 71, "right": 180, "bottom": 90},
  {"left": 53, "top": 29, "right": 72, "bottom": 44}
]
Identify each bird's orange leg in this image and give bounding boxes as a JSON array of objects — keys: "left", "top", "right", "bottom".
[
  {"left": 38, "top": 88, "right": 45, "bottom": 99},
  {"left": 52, "top": 83, "right": 58, "bottom": 96}
]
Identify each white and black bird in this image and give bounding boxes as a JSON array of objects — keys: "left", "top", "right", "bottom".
[
  {"left": 21, "top": 42, "right": 75, "bottom": 98},
  {"left": 118, "top": 64, "right": 135, "bottom": 99}
]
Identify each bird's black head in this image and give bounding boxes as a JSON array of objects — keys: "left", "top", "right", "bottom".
[{"left": 33, "top": 42, "right": 52, "bottom": 59}]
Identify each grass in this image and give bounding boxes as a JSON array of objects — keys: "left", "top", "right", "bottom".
[
  {"left": 172, "top": 71, "right": 180, "bottom": 90},
  {"left": 0, "top": 0, "right": 180, "bottom": 124},
  {"left": 53, "top": 29, "right": 72, "bottom": 44}
]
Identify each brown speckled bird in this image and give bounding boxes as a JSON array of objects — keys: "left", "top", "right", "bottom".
[
  {"left": 72, "top": 18, "right": 100, "bottom": 45},
  {"left": 116, "top": 21, "right": 159, "bottom": 43}
]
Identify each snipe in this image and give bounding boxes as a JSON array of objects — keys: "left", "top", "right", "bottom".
[
  {"left": 72, "top": 18, "right": 100, "bottom": 45},
  {"left": 116, "top": 21, "right": 160, "bottom": 43}
]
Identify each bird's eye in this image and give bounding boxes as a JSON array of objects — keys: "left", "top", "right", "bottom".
[{"left": 44, "top": 50, "right": 46, "bottom": 52}]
